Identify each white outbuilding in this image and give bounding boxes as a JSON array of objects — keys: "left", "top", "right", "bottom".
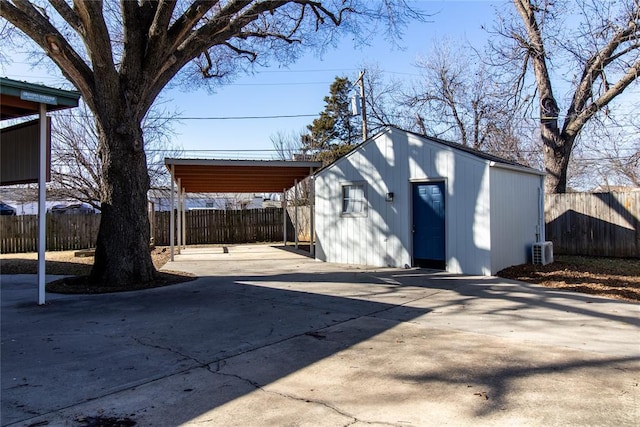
[{"left": 314, "top": 126, "right": 546, "bottom": 276}]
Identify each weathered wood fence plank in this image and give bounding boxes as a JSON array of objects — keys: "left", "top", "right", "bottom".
[
  {"left": 152, "top": 208, "right": 298, "bottom": 246},
  {"left": 0, "top": 214, "right": 101, "bottom": 253},
  {"left": 1, "top": 206, "right": 306, "bottom": 254},
  {"left": 545, "top": 192, "right": 640, "bottom": 258}
]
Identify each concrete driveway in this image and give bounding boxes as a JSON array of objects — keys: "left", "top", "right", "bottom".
[{"left": 2, "top": 244, "right": 639, "bottom": 426}]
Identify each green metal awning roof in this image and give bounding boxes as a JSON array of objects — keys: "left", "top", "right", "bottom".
[{"left": 1, "top": 77, "right": 81, "bottom": 120}]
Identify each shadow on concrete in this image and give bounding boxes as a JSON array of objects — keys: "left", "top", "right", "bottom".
[
  {"left": 412, "top": 273, "right": 640, "bottom": 327},
  {"left": 274, "top": 244, "right": 313, "bottom": 257},
  {"left": 2, "top": 266, "right": 639, "bottom": 425},
  {"left": 2, "top": 272, "right": 425, "bottom": 425},
  {"left": 394, "top": 351, "right": 639, "bottom": 419}
]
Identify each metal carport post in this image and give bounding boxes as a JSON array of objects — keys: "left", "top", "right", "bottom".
[
  {"left": 0, "top": 78, "right": 81, "bottom": 305},
  {"left": 163, "top": 158, "right": 322, "bottom": 255}
]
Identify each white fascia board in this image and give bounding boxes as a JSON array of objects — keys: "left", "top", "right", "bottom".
[
  {"left": 489, "top": 161, "right": 546, "bottom": 176},
  {"left": 164, "top": 158, "right": 322, "bottom": 169}
]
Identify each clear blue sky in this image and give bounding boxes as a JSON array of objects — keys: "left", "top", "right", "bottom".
[
  {"left": 166, "top": 0, "right": 504, "bottom": 157},
  {"left": 2, "top": 1, "right": 505, "bottom": 157}
]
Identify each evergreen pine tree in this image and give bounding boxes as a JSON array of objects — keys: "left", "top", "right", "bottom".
[{"left": 303, "top": 76, "right": 362, "bottom": 164}]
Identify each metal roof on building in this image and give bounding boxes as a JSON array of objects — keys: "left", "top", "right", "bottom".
[{"left": 1, "top": 77, "right": 81, "bottom": 119}]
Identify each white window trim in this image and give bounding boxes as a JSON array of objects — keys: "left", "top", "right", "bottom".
[{"left": 341, "top": 181, "right": 368, "bottom": 217}]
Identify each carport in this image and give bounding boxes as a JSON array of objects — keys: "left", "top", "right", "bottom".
[
  {"left": 164, "top": 158, "right": 322, "bottom": 260},
  {"left": 0, "top": 77, "right": 81, "bottom": 304}
]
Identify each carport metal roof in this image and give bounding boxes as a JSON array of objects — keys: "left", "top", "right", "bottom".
[
  {"left": 164, "top": 158, "right": 322, "bottom": 193},
  {"left": 1, "top": 77, "right": 81, "bottom": 119}
]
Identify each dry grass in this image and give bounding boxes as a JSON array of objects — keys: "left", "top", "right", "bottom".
[
  {"left": 0, "top": 247, "right": 173, "bottom": 274},
  {"left": 497, "top": 255, "right": 640, "bottom": 302},
  {"left": 0, "top": 247, "right": 195, "bottom": 294}
]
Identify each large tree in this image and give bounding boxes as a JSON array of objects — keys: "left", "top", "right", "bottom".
[
  {"left": 50, "top": 101, "right": 180, "bottom": 209},
  {"left": 1, "top": 1, "right": 419, "bottom": 287},
  {"left": 494, "top": 0, "right": 640, "bottom": 193}
]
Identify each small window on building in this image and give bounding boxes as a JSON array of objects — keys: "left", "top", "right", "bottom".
[{"left": 342, "top": 183, "right": 367, "bottom": 216}]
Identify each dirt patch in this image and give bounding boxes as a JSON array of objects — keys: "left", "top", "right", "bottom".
[
  {"left": 0, "top": 247, "right": 195, "bottom": 294},
  {"left": 75, "top": 415, "right": 136, "bottom": 426},
  {"left": 497, "top": 255, "right": 640, "bottom": 302}
]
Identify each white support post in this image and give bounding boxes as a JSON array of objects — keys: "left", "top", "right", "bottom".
[
  {"left": 37, "top": 103, "right": 47, "bottom": 305},
  {"left": 170, "top": 165, "right": 175, "bottom": 261},
  {"left": 294, "top": 180, "right": 299, "bottom": 250},
  {"left": 310, "top": 174, "right": 315, "bottom": 257},
  {"left": 177, "top": 179, "right": 182, "bottom": 254},
  {"left": 282, "top": 189, "right": 287, "bottom": 246},
  {"left": 181, "top": 188, "right": 186, "bottom": 249}
]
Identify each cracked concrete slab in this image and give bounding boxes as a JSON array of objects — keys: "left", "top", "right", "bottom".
[{"left": 2, "top": 244, "right": 639, "bottom": 426}]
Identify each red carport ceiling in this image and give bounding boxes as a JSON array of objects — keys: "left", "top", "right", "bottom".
[{"left": 165, "top": 158, "right": 322, "bottom": 193}]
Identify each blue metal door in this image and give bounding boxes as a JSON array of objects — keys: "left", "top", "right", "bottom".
[{"left": 412, "top": 182, "right": 445, "bottom": 269}]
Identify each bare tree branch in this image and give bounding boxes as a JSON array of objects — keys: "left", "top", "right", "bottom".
[
  {"left": 48, "top": 0, "right": 83, "bottom": 33},
  {"left": 490, "top": 0, "right": 640, "bottom": 192},
  {"left": 1, "top": 0, "right": 96, "bottom": 104}
]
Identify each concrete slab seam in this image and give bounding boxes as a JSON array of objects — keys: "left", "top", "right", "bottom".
[{"left": 209, "top": 368, "right": 403, "bottom": 427}]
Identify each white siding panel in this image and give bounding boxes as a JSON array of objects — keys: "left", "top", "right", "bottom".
[
  {"left": 489, "top": 167, "right": 541, "bottom": 273},
  {"left": 386, "top": 133, "right": 402, "bottom": 266},
  {"left": 441, "top": 153, "right": 491, "bottom": 276},
  {"left": 315, "top": 131, "right": 398, "bottom": 268},
  {"left": 395, "top": 130, "right": 412, "bottom": 267}
]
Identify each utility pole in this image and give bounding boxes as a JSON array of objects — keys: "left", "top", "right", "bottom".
[{"left": 355, "top": 70, "right": 368, "bottom": 142}]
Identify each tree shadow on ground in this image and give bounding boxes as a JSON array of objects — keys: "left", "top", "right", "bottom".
[{"left": 2, "top": 265, "right": 638, "bottom": 425}]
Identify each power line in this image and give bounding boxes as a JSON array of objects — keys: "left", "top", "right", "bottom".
[
  {"left": 168, "top": 114, "right": 317, "bottom": 120},
  {"left": 51, "top": 112, "right": 318, "bottom": 120}
]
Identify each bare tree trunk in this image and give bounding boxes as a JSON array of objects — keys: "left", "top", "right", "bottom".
[
  {"left": 541, "top": 129, "right": 573, "bottom": 194},
  {"left": 90, "top": 116, "right": 155, "bottom": 285}
]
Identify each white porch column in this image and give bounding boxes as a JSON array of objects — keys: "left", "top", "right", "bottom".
[
  {"left": 181, "top": 188, "right": 186, "bottom": 249},
  {"left": 177, "top": 178, "right": 182, "bottom": 254},
  {"left": 37, "top": 103, "right": 46, "bottom": 305}
]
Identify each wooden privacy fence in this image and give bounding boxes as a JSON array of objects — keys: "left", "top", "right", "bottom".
[
  {"left": 153, "top": 208, "right": 298, "bottom": 246},
  {"left": 3, "top": 197, "right": 637, "bottom": 258},
  {"left": 545, "top": 192, "right": 640, "bottom": 258},
  {"left": 0, "top": 214, "right": 101, "bottom": 253},
  {"left": 0, "top": 208, "right": 308, "bottom": 254}
]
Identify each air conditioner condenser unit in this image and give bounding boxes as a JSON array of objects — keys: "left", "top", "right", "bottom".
[{"left": 532, "top": 241, "right": 554, "bottom": 265}]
